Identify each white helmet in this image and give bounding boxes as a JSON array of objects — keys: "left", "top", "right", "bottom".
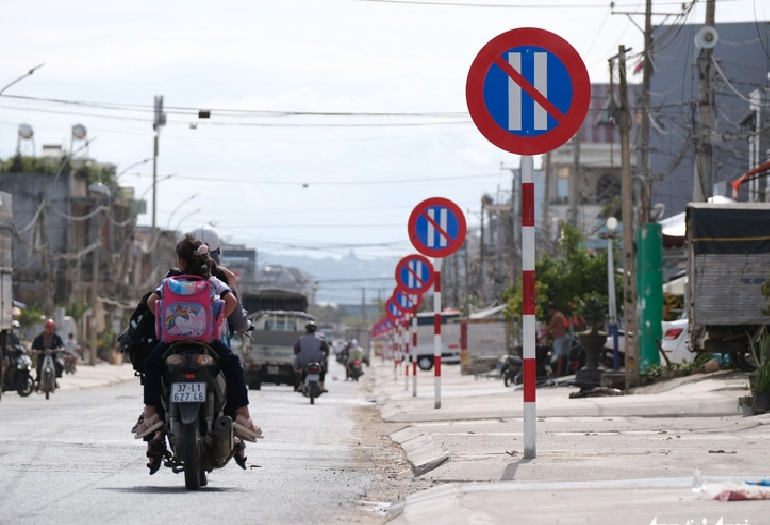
[
  {"left": 188, "top": 224, "right": 221, "bottom": 263},
  {"left": 11, "top": 320, "right": 19, "bottom": 329}
]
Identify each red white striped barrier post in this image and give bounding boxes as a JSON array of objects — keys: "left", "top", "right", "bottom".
[
  {"left": 404, "top": 318, "right": 410, "bottom": 390},
  {"left": 412, "top": 315, "right": 417, "bottom": 397},
  {"left": 433, "top": 257, "right": 442, "bottom": 409},
  {"left": 522, "top": 155, "right": 536, "bottom": 459}
]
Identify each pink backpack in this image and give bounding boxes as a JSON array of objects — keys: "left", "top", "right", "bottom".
[{"left": 155, "top": 275, "right": 225, "bottom": 344}]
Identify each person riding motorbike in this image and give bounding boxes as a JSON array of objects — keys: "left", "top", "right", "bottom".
[
  {"left": 2, "top": 320, "right": 22, "bottom": 383},
  {"left": 345, "top": 339, "right": 364, "bottom": 380},
  {"left": 31, "top": 319, "right": 64, "bottom": 389},
  {"left": 133, "top": 236, "right": 262, "bottom": 471},
  {"left": 293, "top": 321, "right": 330, "bottom": 393},
  {"left": 128, "top": 225, "right": 252, "bottom": 438}
]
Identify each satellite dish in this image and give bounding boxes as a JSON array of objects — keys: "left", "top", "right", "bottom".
[
  {"left": 18, "top": 124, "right": 33, "bottom": 139},
  {"left": 71, "top": 124, "right": 87, "bottom": 139},
  {"left": 694, "top": 26, "right": 718, "bottom": 50}
]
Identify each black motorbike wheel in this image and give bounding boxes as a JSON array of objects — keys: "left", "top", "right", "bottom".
[
  {"left": 18, "top": 377, "right": 33, "bottom": 397},
  {"left": 183, "top": 423, "right": 202, "bottom": 490}
]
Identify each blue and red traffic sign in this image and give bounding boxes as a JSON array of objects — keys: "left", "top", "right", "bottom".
[
  {"left": 408, "top": 197, "right": 467, "bottom": 258},
  {"left": 466, "top": 27, "right": 590, "bottom": 156},
  {"left": 393, "top": 289, "right": 421, "bottom": 314},
  {"left": 395, "top": 254, "right": 434, "bottom": 294},
  {"left": 385, "top": 299, "right": 404, "bottom": 321}
]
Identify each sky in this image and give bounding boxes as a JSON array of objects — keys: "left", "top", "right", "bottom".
[{"left": 0, "top": 0, "right": 766, "bottom": 261}]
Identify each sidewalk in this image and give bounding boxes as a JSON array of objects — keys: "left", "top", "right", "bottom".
[
  {"left": 373, "top": 359, "right": 770, "bottom": 524},
  {"left": 57, "top": 360, "right": 138, "bottom": 391}
]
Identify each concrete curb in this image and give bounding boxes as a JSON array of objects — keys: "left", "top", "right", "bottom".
[{"left": 391, "top": 426, "right": 450, "bottom": 476}]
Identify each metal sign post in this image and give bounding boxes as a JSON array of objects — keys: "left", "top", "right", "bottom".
[
  {"left": 408, "top": 197, "right": 466, "bottom": 410},
  {"left": 466, "top": 27, "right": 591, "bottom": 458}
]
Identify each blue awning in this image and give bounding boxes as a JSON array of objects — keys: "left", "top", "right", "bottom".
[{"left": 12, "top": 300, "right": 26, "bottom": 308}]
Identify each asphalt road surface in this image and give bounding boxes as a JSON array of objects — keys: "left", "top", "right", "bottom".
[{"left": 0, "top": 361, "right": 394, "bottom": 525}]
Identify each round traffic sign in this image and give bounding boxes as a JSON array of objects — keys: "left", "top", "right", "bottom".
[
  {"left": 395, "top": 254, "right": 434, "bottom": 295},
  {"left": 393, "top": 289, "right": 421, "bottom": 314},
  {"left": 385, "top": 299, "right": 404, "bottom": 321},
  {"left": 408, "top": 197, "right": 467, "bottom": 258},
  {"left": 466, "top": 27, "right": 590, "bottom": 156}
]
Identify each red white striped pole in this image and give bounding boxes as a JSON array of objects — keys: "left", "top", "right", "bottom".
[
  {"left": 433, "top": 257, "right": 442, "bottom": 409},
  {"left": 404, "top": 318, "right": 410, "bottom": 390},
  {"left": 412, "top": 315, "right": 417, "bottom": 397},
  {"left": 521, "top": 155, "right": 536, "bottom": 459}
]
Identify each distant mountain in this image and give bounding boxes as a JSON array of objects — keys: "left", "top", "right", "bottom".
[{"left": 260, "top": 252, "right": 399, "bottom": 305}]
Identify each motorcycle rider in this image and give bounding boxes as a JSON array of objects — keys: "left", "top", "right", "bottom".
[
  {"left": 31, "top": 319, "right": 64, "bottom": 389},
  {"left": 345, "top": 339, "right": 364, "bottom": 379},
  {"left": 293, "top": 321, "right": 330, "bottom": 393},
  {"left": 134, "top": 236, "right": 261, "bottom": 472},
  {"left": 1, "top": 320, "right": 22, "bottom": 383},
  {"left": 129, "top": 224, "right": 252, "bottom": 437}
]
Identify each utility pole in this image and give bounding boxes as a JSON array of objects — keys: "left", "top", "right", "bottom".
[
  {"left": 89, "top": 201, "right": 106, "bottom": 366},
  {"left": 453, "top": 249, "right": 460, "bottom": 307},
  {"left": 569, "top": 129, "right": 581, "bottom": 227},
  {"left": 542, "top": 151, "right": 551, "bottom": 240},
  {"left": 150, "top": 95, "right": 165, "bottom": 269},
  {"left": 693, "top": 0, "right": 716, "bottom": 203},
  {"left": 463, "top": 240, "right": 470, "bottom": 316},
  {"left": 361, "top": 288, "right": 366, "bottom": 330},
  {"left": 619, "top": 46, "right": 640, "bottom": 389},
  {"left": 37, "top": 193, "right": 54, "bottom": 317},
  {"left": 639, "top": 0, "right": 653, "bottom": 222},
  {"left": 477, "top": 198, "right": 485, "bottom": 294}
]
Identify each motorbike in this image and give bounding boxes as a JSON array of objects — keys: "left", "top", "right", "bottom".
[
  {"left": 500, "top": 354, "right": 523, "bottom": 387},
  {"left": 63, "top": 352, "right": 77, "bottom": 375},
  {"left": 336, "top": 351, "right": 347, "bottom": 365},
  {"left": 151, "top": 341, "right": 239, "bottom": 490},
  {"left": 39, "top": 348, "right": 59, "bottom": 400},
  {"left": 302, "top": 362, "right": 323, "bottom": 404},
  {"left": 2, "top": 345, "right": 34, "bottom": 397},
  {"left": 348, "top": 359, "right": 363, "bottom": 381}
]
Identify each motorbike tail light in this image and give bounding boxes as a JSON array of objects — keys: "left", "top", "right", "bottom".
[
  {"left": 354, "top": 360, "right": 361, "bottom": 365},
  {"left": 308, "top": 365, "right": 320, "bottom": 374},
  {"left": 196, "top": 355, "right": 214, "bottom": 366},
  {"left": 664, "top": 328, "right": 683, "bottom": 340},
  {"left": 184, "top": 373, "right": 196, "bottom": 379},
  {"left": 166, "top": 354, "right": 183, "bottom": 366}
]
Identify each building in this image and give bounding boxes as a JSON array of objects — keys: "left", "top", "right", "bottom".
[
  {"left": 220, "top": 244, "right": 257, "bottom": 283},
  {"left": 649, "top": 21, "right": 770, "bottom": 217}
]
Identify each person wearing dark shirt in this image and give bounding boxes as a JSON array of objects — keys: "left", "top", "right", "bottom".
[{"left": 31, "top": 318, "right": 64, "bottom": 386}]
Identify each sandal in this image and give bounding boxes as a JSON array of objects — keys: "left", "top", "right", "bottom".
[
  {"left": 233, "top": 415, "right": 263, "bottom": 442},
  {"left": 134, "top": 412, "right": 164, "bottom": 439},
  {"left": 233, "top": 440, "right": 247, "bottom": 470},
  {"left": 146, "top": 436, "right": 166, "bottom": 475}
]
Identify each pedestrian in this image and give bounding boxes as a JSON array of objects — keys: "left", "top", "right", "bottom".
[{"left": 543, "top": 303, "right": 569, "bottom": 377}]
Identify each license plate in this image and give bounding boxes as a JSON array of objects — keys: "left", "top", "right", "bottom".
[
  {"left": 267, "top": 366, "right": 279, "bottom": 376},
  {"left": 171, "top": 382, "right": 206, "bottom": 403},
  {"left": 307, "top": 374, "right": 319, "bottom": 381}
]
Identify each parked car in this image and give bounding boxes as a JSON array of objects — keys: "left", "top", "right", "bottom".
[{"left": 661, "top": 317, "right": 692, "bottom": 364}]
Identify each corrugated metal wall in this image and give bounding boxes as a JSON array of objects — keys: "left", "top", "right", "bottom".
[{"left": 693, "top": 253, "right": 770, "bottom": 325}]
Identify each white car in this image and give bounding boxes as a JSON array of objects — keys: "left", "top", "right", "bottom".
[
  {"left": 601, "top": 319, "right": 692, "bottom": 367},
  {"left": 661, "top": 317, "right": 692, "bottom": 365}
]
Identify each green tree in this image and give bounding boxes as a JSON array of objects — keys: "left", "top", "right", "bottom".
[
  {"left": 18, "top": 303, "right": 44, "bottom": 330},
  {"left": 505, "top": 223, "right": 619, "bottom": 330}
]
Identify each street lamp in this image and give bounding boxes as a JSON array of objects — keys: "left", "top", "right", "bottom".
[
  {"left": 605, "top": 217, "right": 620, "bottom": 369},
  {"left": 173, "top": 207, "right": 203, "bottom": 233},
  {"left": 87, "top": 182, "right": 112, "bottom": 366},
  {"left": 166, "top": 194, "right": 200, "bottom": 230},
  {"left": 0, "top": 64, "right": 44, "bottom": 96},
  {"left": 116, "top": 158, "right": 152, "bottom": 182},
  {"left": 139, "top": 173, "right": 176, "bottom": 200}
]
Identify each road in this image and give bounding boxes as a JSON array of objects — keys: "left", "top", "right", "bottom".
[{"left": 0, "top": 360, "right": 405, "bottom": 525}]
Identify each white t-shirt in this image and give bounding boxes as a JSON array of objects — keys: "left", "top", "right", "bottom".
[{"left": 65, "top": 339, "right": 79, "bottom": 354}]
